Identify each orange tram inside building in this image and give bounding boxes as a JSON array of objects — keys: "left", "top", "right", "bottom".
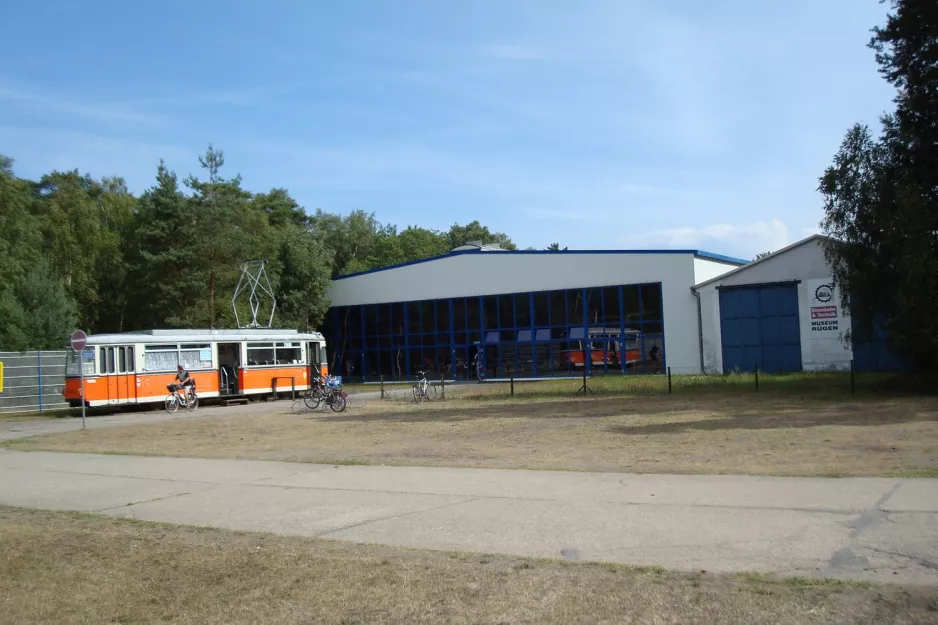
[{"left": 63, "top": 329, "right": 328, "bottom": 408}]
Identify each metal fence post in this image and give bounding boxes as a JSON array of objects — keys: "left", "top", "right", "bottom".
[
  {"left": 37, "top": 351, "right": 43, "bottom": 413},
  {"left": 510, "top": 373, "right": 514, "bottom": 397},
  {"left": 850, "top": 359, "right": 855, "bottom": 395},
  {"left": 667, "top": 367, "right": 672, "bottom": 394},
  {"left": 441, "top": 375, "right": 445, "bottom": 400},
  {"left": 754, "top": 364, "right": 759, "bottom": 392}
]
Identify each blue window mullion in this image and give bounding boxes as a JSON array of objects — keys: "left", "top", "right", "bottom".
[
  {"left": 580, "top": 289, "right": 593, "bottom": 375},
  {"left": 619, "top": 286, "right": 626, "bottom": 374},
  {"left": 359, "top": 306, "right": 366, "bottom": 380},
  {"left": 637, "top": 284, "right": 646, "bottom": 374},
  {"left": 529, "top": 292, "right": 536, "bottom": 377},
  {"left": 449, "top": 298, "right": 455, "bottom": 380},
  {"left": 403, "top": 302, "right": 411, "bottom": 380},
  {"left": 658, "top": 282, "right": 666, "bottom": 374}
]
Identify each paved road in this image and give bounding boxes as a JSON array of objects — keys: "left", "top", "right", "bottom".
[{"left": 1, "top": 449, "right": 936, "bottom": 584}]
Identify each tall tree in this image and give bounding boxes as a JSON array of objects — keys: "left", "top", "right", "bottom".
[
  {"left": 273, "top": 227, "right": 334, "bottom": 330},
  {"left": 184, "top": 145, "right": 256, "bottom": 328},
  {"left": 33, "top": 170, "right": 105, "bottom": 328},
  {"left": 310, "top": 209, "right": 387, "bottom": 277},
  {"left": 92, "top": 177, "right": 135, "bottom": 333},
  {"left": 0, "top": 259, "right": 77, "bottom": 351},
  {"left": 127, "top": 161, "right": 195, "bottom": 329},
  {"left": 445, "top": 220, "right": 517, "bottom": 250},
  {"left": 820, "top": 0, "right": 938, "bottom": 371}
]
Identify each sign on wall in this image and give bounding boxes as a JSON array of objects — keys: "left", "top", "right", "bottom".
[
  {"left": 801, "top": 278, "right": 851, "bottom": 371},
  {"left": 808, "top": 280, "right": 841, "bottom": 336}
]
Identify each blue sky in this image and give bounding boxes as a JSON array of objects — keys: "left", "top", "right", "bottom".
[{"left": 1, "top": 0, "right": 894, "bottom": 259}]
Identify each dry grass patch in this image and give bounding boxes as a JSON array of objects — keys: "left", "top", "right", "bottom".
[
  {"left": 1, "top": 505, "right": 936, "bottom": 625},
  {"left": 7, "top": 393, "right": 938, "bottom": 477}
]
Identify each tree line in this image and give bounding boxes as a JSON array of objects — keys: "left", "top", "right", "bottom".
[
  {"left": 820, "top": 0, "right": 937, "bottom": 372},
  {"left": 0, "top": 146, "right": 516, "bottom": 351}
]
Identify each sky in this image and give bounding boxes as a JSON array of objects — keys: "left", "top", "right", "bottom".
[{"left": 0, "top": 0, "right": 896, "bottom": 260}]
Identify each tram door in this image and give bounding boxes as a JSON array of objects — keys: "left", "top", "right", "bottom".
[
  {"left": 100, "top": 346, "right": 137, "bottom": 405},
  {"left": 218, "top": 343, "right": 241, "bottom": 395},
  {"left": 308, "top": 342, "right": 323, "bottom": 385}
]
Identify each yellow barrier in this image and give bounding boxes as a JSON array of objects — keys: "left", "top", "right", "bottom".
[{"left": 0, "top": 361, "right": 4, "bottom": 393}]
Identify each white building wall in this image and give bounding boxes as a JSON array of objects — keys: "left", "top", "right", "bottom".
[
  {"left": 329, "top": 252, "right": 740, "bottom": 374},
  {"left": 695, "top": 237, "right": 852, "bottom": 373},
  {"left": 694, "top": 258, "right": 738, "bottom": 286}
]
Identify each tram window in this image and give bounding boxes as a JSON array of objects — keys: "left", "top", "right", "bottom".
[
  {"left": 127, "top": 346, "right": 135, "bottom": 372},
  {"left": 107, "top": 347, "right": 116, "bottom": 374},
  {"left": 144, "top": 344, "right": 180, "bottom": 371},
  {"left": 247, "top": 342, "right": 275, "bottom": 366},
  {"left": 180, "top": 344, "right": 212, "bottom": 370},
  {"left": 275, "top": 342, "right": 303, "bottom": 364},
  {"left": 118, "top": 347, "right": 126, "bottom": 373},
  {"left": 99, "top": 348, "right": 107, "bottom": 375}
]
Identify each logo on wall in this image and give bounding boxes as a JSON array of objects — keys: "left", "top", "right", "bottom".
[
  {"left": 814, "top": 283, "right": 834, "bottom": 304},
  {"left": 808, "top": 280, "right": 839, "bottom": 334}
]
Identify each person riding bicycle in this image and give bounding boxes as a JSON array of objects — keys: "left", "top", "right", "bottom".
[{"left": 168, "top": 365, "right": 195, "bottom": 395}]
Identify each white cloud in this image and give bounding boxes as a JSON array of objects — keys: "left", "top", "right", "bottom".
[{"left": 621, "top": 219, "right": 790, "bottom": 260}]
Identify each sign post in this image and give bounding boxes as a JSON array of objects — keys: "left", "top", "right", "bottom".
[{"left": 70, "top": 330, "right": 88, "bottom": 429}]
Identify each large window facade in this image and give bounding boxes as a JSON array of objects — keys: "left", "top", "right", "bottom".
[{"left": 324, "top": 283, "right": 665, "bottom": 381}]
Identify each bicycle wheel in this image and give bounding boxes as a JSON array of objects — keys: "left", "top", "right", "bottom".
[
  {"left": 186, "top": 392, "right": 199, "bottom": 412},
  {"left": 303, "top": 390, "right": 322, "bottom": 410},
  {"left": 412, "top": 385, "right": 423, "bottom": 404},
  {"left": 426, "top": 383, "right": 438, "bottom": 400},
  {"left": 165, "top": 393, "right": 179, "bottom": 414},
  {"left": 330, "top": 392, "right": 347, "bottom": 412}
]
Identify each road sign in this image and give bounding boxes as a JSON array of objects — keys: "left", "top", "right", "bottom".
[
  {"left": 70, "top": 330, "right": 88, "bottom": 429},
  {"left": 70, "top": 330, "right": 87, "bottom": 351}
]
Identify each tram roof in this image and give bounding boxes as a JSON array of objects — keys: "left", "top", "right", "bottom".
[{"left": 77, "top": 328, "right": 325, "bottom": 346}]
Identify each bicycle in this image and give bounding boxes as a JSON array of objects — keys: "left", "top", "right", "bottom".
[
  {"left": 165, "top": 382, "right": 198, "bottom": 413},
  {"left": 304, "top": 376, "right": 348, "bottom": 412},
  {"left": 412, "top": 370, "right": 437, "bottom": 404}
]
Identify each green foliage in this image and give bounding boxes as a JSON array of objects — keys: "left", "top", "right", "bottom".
[
  {"left": 0, "top": 147, "right": 516, "bottom": 349},
  {"left": 445, "top": 220, "right": 516, "bottom": 250},
  {"left": 0, "top": 259, "right": 77, "bottom": 351},
  {"left": 820, "top": 0, "right": 938, "bottom": 371}
]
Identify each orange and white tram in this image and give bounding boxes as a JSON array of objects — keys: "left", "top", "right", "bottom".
[{"left": 63, "top": 329, "right": 328, "bottom": 408}]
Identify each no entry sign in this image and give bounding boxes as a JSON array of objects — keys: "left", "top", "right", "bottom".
[{"left": 70, "top": 330, "right": 87, "bottom": 351}]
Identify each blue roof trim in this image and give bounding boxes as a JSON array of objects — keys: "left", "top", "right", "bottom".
[
  {"left": 333, "top": 248, "right": 747, "bottom": 280},
  {"left": 693, "top": 250, "right": 750, "bottom": 265}
]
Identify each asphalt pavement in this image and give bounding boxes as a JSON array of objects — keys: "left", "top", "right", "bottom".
[{"left": 1, "top": 449, "right": 936, "bottom": 584}]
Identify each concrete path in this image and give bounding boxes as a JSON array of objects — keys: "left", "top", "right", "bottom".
[{"left": 1, "top": 450, "right": 937, "bottom": 584}]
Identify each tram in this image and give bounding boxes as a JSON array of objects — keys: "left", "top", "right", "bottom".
[
  {"left": 558, "top": 327, "right": 643, "bottom": 369},
  {"left": 63, "top": 328, "right": 328, "bottom": 408}
]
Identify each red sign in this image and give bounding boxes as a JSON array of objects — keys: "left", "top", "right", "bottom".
[
  {"left": 70, "top": 330, "right": 87, "bottom": 351},
  {"left": 811, "top": 306, "right": 837, "bottom": 320}
]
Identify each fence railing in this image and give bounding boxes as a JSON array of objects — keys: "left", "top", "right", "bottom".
[{"left": 0, "top": 351, "right": 70, "bottom": 415}]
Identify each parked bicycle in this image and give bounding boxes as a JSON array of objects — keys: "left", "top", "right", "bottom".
[
  {"left": 303, "top": 375, "right": 348, "bottom": 412},
  {"left": 165, "top": 382, "right": 198, "bottom": 413},
  {"left": 412, "top": 370, "right": 437, "bottom": 404}
]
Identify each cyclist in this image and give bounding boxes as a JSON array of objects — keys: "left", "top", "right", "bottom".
[{"left": 169, "top": 365, "right": 195, "bottom": 395}]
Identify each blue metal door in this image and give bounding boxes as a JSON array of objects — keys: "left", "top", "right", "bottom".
[{"left": 720, "top": 284, "right": 802, "bottom": 373}]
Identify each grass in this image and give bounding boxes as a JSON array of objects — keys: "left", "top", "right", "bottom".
[
  {"left": 467, "top": 370, "right": 928, "bottom": 400},
  {"left": 7, "top": 390, "right": 938, "bottom": 477},
  {"left": 1, "top": 505, "right": 936, "bottom": 625}
]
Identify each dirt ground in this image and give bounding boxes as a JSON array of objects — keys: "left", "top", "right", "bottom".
[
  {"left": 7, "top": 393, "right": 938, "bottom": 477},
  {"left": 1, "top": 505, "right": 935, "bottom": 625}
]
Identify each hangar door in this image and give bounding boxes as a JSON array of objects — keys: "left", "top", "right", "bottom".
[{"left": 719, "top": 283, "right": 802, "bottom": 373}]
